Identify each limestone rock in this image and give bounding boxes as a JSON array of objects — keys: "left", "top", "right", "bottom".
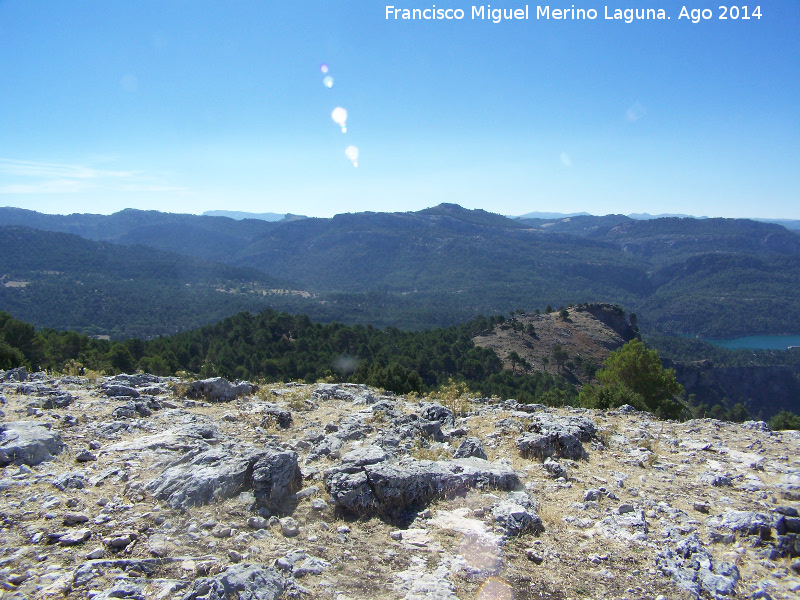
[
  {"left": 188, "top": 377, "right": 257, "bottom": 402},
  {"left": 0, "top": 421, "right": 66, "bottom": 466},
  {"left": 326, "top": 456, "right": 519, "bottom": 516},
  {"left": 180, "top": 563, "right": 286, "bottom": 600}
]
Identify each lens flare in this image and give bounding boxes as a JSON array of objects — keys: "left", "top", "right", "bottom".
[
  {"left": 475, "top": 577, "right": 514, "bottom": 600},
  {"left": 332, "top": 107, "right": 348, "bottom": 132},
  {"left": 323, "top": 75, "right": 334, "bottom": 88},
  {"left": 320, "top": 63, "right": 329, "bottom": 74},
  {"left": 345, "top": 146, "right": 359, "bottom": 167}
]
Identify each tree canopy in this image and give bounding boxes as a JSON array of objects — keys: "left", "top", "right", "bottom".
[{"left": 580, "top": 339, "right": 684, "bottom": 419}]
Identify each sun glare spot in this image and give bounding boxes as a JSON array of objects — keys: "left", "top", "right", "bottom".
[
  {"left": 332, "top": 107, "right": 348, "bottom": 132},
  {"left": 345, "top": 146, "right": 359, "bottom": 167},
  {"left": 476, "top": 577, "right": 514, "bottom": 600}
]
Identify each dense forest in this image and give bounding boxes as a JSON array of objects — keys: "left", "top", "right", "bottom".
[
  {"left": 3, "top": 206, "right": 800, "bottom": 339},
  {"left": 0, "top": 310, "right": 576, "bottom": 406},
  {"left": 3, "top": 309, "right": 799, "bottom": 428}
]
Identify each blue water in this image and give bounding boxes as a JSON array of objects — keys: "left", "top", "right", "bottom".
[{"left": 703, "top": 335, "right": 800, "bottom": 350}]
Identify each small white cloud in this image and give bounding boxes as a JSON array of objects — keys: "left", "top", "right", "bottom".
[
  {"left": 560, "top": 152, "right": 572, "bottom": 167},
  {"left": 121, "top": 74, "right": 139, "bottom": 92},
  {"left": 0, "top": 158, "right": 184, "bottom": 195},
  {"left": 626, "top": 101, "right": 646, "bottom": 122}
]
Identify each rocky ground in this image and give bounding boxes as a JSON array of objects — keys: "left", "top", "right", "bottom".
[{"left": 0, "top": 368, "right": 798, "bottom": 600}]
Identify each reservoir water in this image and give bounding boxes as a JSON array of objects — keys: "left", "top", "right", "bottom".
[{"left": 704, "top": 335, "right": 800, "bottom": 350}]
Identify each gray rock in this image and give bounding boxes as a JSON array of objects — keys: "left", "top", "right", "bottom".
[
  {"left": 103, "top": 384, "right": 140, "bottom": 398},
  {"left": 294, "top": 556, "right": 330, "bottom": 577},
  {"left": 280, "top": 516, "right": 299, "bottom": 537},
  {"left": 339, "top": 445, "right": 389, "bottom": 470},
  {"left": 52, "top": 471, "right": 88, "bottom": 490},
  {"left": 147, "top": 534, "right": 170, "bottom": 557},
  {"left": 92, "top": 582, "right": 147, "bottom": 600},
  {"left": 75, "top": 450, "right": 97, "bottom": 462},
  {"left": 0, "top": 421, "right": 66, "bottom": 466},
  {"left": 742, "top": 420, "right": 771, "bottom": 432},
  {"left": 188, "top": 377, "right": 257, "bottom": 402},
  {"left": 63, "top": 512, "right": 90, "bottom": 525},
  {"left": 1, "top": 366, "right": 27, "bottom": 382},
  {"left": 543, "top": 457, "right": 567, "bottom": 479},
  {"left": 719, "top": 510, "right": 773, "bottom": 538},
  {"left": 453, "top": 437, "right": 488, "bottom": 460},
  {"left": 53, "top": 528, "right": 92, "bottom": 545},
  {"left": 516, "top": 431, "right": 585, "bottom": 461},
  {"left": 492, "top": 495, "right": 542, "bottom": 537},
  {"left": 306, "top": 434, "right": 344, "bottom": 462},
  {"left": 38, "top": 391, "right": 74, "bottom": 409},
  {"left": 312, "top": 383, "right": 363, "bottom": 402},
  {"left": 108, "top": 373, "right": 164, "bottom": 387},
  {"left": 258, "top": 402, "right": 293, "bottom": 429},
  {"left": 326, "top": 456, "right": 519, "bottom": 516},
  {"left": 516, "top": 413, "right": 597, "bottom": 461},
  {"left": 252, "top": 448, "right": 303, "bottom": 512},
  {"left": 420, "top": 403, "right": 455, "bottom": 428},
  {"left": 147, "top": 444, "right": 299, "bottom": 510},
  {"left": 247, "top": 516, "right": 270, "bottom": 529},
  {"left": 697, "top": 472, "right": 733, "bottom": 487},
  {"left": 657, "top": 532, "right": 739, "bottom": 599}
]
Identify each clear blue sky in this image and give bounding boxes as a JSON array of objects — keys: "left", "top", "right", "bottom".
[{"left": 1, "top": 1, "right": 798, "bottom": 218}]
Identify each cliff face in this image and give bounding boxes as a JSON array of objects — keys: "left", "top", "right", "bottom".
[
  {"left": 2, "top": 371, "right": 799, "bottom": 600},
  {"left": 668, "top": 359, "right": 800, "bottom": 419}
]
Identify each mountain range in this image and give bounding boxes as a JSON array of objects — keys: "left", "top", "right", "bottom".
[{"left": 1, "top": 204, "right": 799, "bottom": 339}]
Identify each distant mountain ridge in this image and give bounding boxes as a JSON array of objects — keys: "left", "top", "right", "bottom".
[
  {"left": 202, "top": 210, "right": 307, "bottom": 222},
  {"left": 1, "top": 204, "right": 799, "bottom": 338}
]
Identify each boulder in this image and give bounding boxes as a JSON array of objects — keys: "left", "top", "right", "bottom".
[
  {"left": 103, "top": 384, "right": 140, "bottom": 398},
  {"left": 1, "top": 366, "right": 27, "bottom": 382},
  {"left": 258, "top": 402, "right": 293, "bottom": 429},
  {"left": 420, "top": 403, "right": 455, "bottom": 428},
  {"left": 188, "top": 377, "right": 257, "bottom": 402},
  {"left": 0, "top": 421, "right": 66, "bottom": 466},
  {"left": 516, "top": 412, "right": 597, "bottom": 460},
  {"left": 325, "top": 457, "right": 519, "bottom": 516},
  {"left": 453, "top": 437, "right": 488, "bottom": 460},
  {"left": 492, "top": 491, "right": 542, "bottom": 537},
  {"left": 180, "top": 563, "right": 286, "bottom": 600},
  {"left": 146, "top": 444, "right": 300, "bottom": 512},
  {"left": 252, "top": 448, "right": 303, "bottom": 512}
]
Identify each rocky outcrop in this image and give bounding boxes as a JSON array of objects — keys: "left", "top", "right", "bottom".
[
  {"left": 188, "top": 377, "right": 258, "bottom": 402},
  {"left": 0, "top": 373, "right": 797, "bottom": 600},
  {"left": 146, "top": 444, "right": 301, "bottom": 511},
  {"left": 516, "top": 413, "right": 597, "bottom": 460},
  {"left": 0, "top": 420, "right": 66, "bottom": 466},
  {"left": 325, "top": 456, "right": 519, "bottom": 516},
  {"left": 180, "top": 563, "right": 287, "bottom": 600}
]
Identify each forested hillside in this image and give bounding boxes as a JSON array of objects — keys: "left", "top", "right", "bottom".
[
  {"left": 0, "top": 227, "right": 294, "bottom": 338},
  {"left": 2, "top": 204, "right": 800, "bottom": 338}
]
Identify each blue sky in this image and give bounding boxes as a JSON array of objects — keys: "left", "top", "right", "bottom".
[{"left": 1, "top": 1, "right": 798, "bottom": 218}]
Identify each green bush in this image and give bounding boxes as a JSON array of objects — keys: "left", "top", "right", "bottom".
[
  {"left": 580, "top": 339, "right": 684, "bottom": 419},
  {"left": 769, "top": 410, "right": 800, "bottom": 431}
]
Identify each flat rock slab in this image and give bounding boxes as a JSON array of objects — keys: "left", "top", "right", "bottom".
[
  {"left": 0, "top": 421, "right": 66, "bottom": 466},
  {"left": 188, "top": 377, "right": 257, "bottom": 402},
  {"left": 147, "top": 444, "right": 300, "bottom": 511},
  {"left": 325, "top": 456, "right": 519, "bottom": 516}
]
